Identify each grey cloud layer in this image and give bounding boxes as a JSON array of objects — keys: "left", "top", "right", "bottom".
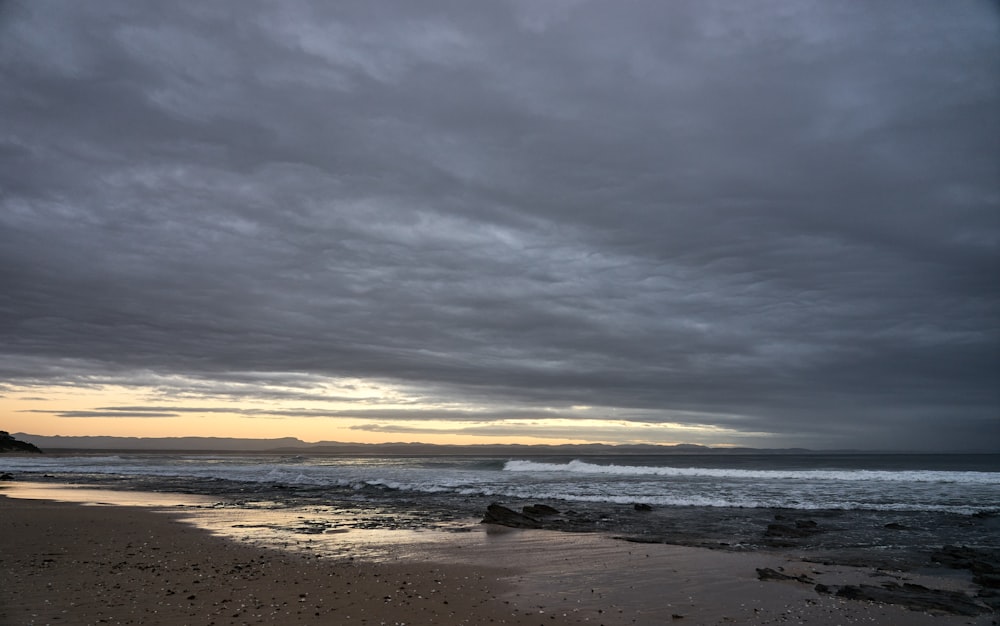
[{"left": 1, "top": 0, "right": 997, "bottom": 449}]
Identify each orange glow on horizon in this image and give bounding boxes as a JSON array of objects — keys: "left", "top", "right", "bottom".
[{"left": 2, "top": 382, "right": 746, "bottom": 447}]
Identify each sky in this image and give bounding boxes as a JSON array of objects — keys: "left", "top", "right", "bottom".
[{"left": 1, "top": 1, "right": 998, "bottom": 451}]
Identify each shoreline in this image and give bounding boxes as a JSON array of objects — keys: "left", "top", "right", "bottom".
[
  {"left": 0, "top": 492, "right": 555, "bottom": 626},
  {"left": 2, "top": 482, "right": 996, "bottom": 624}
]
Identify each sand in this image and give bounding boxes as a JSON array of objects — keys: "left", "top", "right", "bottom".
[
  {"left": 1, "top": 484, "right": 995, "bottom": 625},
  {"left": 0, "top": 496, "right": 554, "bottom": 626}
]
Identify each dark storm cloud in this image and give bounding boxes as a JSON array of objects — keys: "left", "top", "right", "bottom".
[{"left": 1, "top": 0, "right": 998, "bottom": 449}]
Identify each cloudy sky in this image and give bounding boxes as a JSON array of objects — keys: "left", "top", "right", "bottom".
[{"left": 1, "top": 1, "right": 997, "bottom": 451}]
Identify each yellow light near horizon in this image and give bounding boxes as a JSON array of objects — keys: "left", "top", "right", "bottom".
[
  {"left": 1, "top": 380, "right": 754, "bottom": 447},
  {"left": 0, "top": 384, "right": 576, "bottom": 444}
]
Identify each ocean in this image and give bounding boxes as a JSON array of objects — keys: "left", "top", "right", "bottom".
[{"left": 2, "top": 451, "right": 998, "bottom": 568}]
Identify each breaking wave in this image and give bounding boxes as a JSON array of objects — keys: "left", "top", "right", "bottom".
[{"left": 502, "top": 459, "right": 1000, "bottom": 484}]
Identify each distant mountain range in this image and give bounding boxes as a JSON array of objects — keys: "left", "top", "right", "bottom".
[
  {"left": 12, "top": 433, "right": 819, "bottom": 455},
  {"left": 14, "top": 434, "right": 310, "bottom": 452}
]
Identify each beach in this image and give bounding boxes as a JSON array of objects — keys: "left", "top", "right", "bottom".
[
  {"left": 0, "top": 493, "right": 544, "bottom": 626},
  {"left": 1, "top": 482, "right": 996, "bottom": 626}
]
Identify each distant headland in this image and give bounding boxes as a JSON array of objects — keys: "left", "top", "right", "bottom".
[
  {"left": 0, "top": 431, "right": 42, "bottom": 453},
  {"left": 8, "top": 433, "right": 831, "bottom": 455}
]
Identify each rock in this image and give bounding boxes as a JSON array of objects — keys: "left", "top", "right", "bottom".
[
  {"left": 833, "top": 583, "right": 990, "bottom": 616},
  {"left": 884, "top": 522, "right": 909, "bottom": 530},
  {"left": 975, "top": 572, "right": 1000, "bottom": 589},
  {"left": 634, "top": 503, "right": 653, "bottom": 512},
  {"left": 762, "top": 518, "right": 823, "bottom": 540},
  {"left": 0, "top": 473, "right": 13, "bottom": 480},
  {"left": 932, "top": 545, "right": 997, "bottom": 569},
  {"left": 522, "top": 504, "right": 560, "bottom": 516},
  {"left": 482, "top": 504, "right": 543, "bottom": 529},
  {"left": 931, "top": 545, "right": 1000, "bottom": 590},
  {"left": 0, "top": 431, "right": 42, "bottom": 454},
  {"left": 764, "top": 523, "right": 820, "bottom": 539},
  {"left": 756, "top": 567, "right": 815, "bottom": 584}
]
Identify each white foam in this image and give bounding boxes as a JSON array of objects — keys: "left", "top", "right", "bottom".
[{"left": 501, "top": 459, "right": 1000, "bottom": 484}]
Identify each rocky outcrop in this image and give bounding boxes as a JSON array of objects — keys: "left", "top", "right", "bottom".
[
  {"left": 756, "top": 543, "right": 999, "bottom": 616},
  {"left": 764, "top": 518, "right": 822, "bottom": 541},
  {"left": 931, "top": 545, "right": 1000, "bottom": 584},
  {"left": 826, "top": 583, "right": 991, "bottom": 616},
  {"left": 756, "top": 567, "right": 815, "bottom": 584},
  {"left": 481, "top": 504, "right": 543, "bottom": 529},
  {"left": 522, "top": 504, "right": 560, "bottom": 516},
  {"left": 0, "top": 431, "right": 42, "bottom": 454},
  {"left": 931, "top": 544, "right": 1000, "bottom": 611}
]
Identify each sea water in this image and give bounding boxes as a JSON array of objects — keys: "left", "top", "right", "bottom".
[
  {"left": 1, "top": 452, "right": 997, "bottom": 513},
  {"left": 3, "top": 452, "right": 998, "bottom": 564}
]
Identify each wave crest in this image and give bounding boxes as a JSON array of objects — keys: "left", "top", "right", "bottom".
[{"left": 502, "top": 459, "right": 1000, "bottom": 484}]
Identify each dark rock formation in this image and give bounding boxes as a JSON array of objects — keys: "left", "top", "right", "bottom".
[
  {"left": 930, "top": 544, "right": 1000, "bottom": 610},
  {"left": 481, "top": 504, "right": 543, "bottom": 529},
  {"left": 755, "top": 567, "right": 815, "bottom": 584},
  {"left": 827, "top": 583, "right": 990, "bottom": 616},
  {"left": 0, "top": 431, "right": 42, "bottom": 454},
  {"left": 522, "top": 504, "right": 560, "bottom": 516},
  {"left": 633, "top": 503, "right": 653, "bottom": 512},
  {"left": 931, "top": 545, "right": 1000, "bottom": 584}
]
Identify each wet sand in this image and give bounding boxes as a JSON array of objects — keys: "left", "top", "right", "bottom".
[
  {"left": 0, "top": 495, "right": 559, "bottom": 626},
  {"left": 1, "top": 483, "right": 995, "bottom": 625}
]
